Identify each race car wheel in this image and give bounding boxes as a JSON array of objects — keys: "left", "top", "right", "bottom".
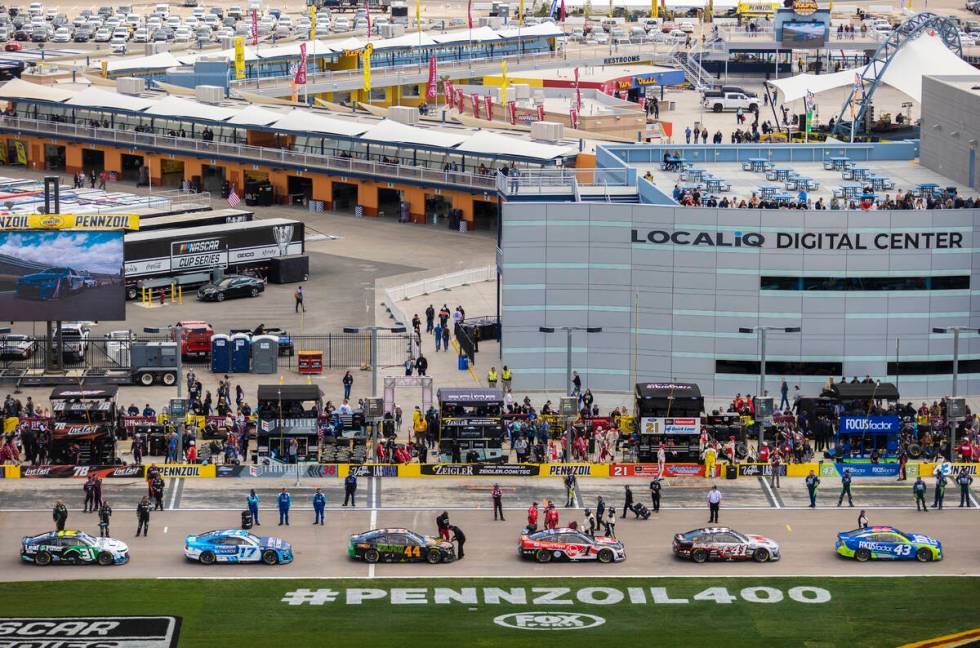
[
  {"left": 425, "top": 548, "right": 442, "bottom": 564},
  {"left": 63, "top": 551, "right": 80, "bottom": 565},
  {"left": 250, "top": 288, "right": 259, "bottom": 298},
  {"left": 753, "top": 548, "right": 770, "bottom": 563},
  {"left": 199, "top": 551, "right": 216, "bottom": 565},
  {"left": 691, "top": 549, "right": 708, "bottom": 564},
  {"left": 364, "top": 548, "right": 380, "bottom": 564},
  {"left": 97, "top": 551, "right": 114, "bottom": 566},
  {"left": 855, "top": 548, "right": 871, "bottom": 562},
  {"left": 262, "top": 550, "right": 279, "bottom": 565},
  {"left": 535, "top": 549, "right": 552, "bottom": 563},
  {"left": 915, "top": 548, "right": 932, "bottom": 562},
  {"left": 34, "top": 551, "right": 52, "bottom": 566},
  {"left": 597, "top": 548, "right": 614, "bottom": 564},
  {"left": 216, "top": 292, "right": 225, "bottom": 302}
]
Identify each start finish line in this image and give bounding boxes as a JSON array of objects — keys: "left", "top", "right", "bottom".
[{"left": 281, "top": 586, "right": 831, "bottom": 606}]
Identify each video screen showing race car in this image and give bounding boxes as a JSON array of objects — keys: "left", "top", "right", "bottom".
[{"left": 0, "top": 231, "right": 124, "bottom": 320}]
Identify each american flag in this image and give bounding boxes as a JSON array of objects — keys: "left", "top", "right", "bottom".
[{"left": 227, "top": 189, "right": 241, "bottom": 207}]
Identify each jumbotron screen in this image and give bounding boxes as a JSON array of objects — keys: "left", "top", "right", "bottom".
[
  {"left": 782, "top": 22, "right": 826, "bottom": 48},
  {"left": 0, "top": 230, "right": 125, "bottom": 321}
]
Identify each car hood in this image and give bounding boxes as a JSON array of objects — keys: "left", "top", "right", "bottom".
[
  {"left": 259, "top": 536, "right": 291, "bottom": 550},
  {"left": 745, "top": 534, "right": 778, "bottom": 548},
  {"left": 19, "top": 272, "right": 61, "bottom": 282},
  {"left": 911, "top": 535, "right": 941, "bottom": 547},
  {"left": 198, "top": 284, "right": 218, "bottom": 292},
  {"left": 93, "top": 537, "right": 128, "bottom": 553},
  {"left": 593, "top": 536, "right": 624, "bottom": 547}
]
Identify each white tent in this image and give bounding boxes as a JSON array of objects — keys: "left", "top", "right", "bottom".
[
  {"left": 226, "top": 104, "right": 287, "bottom": 127},
  {"left": 496, "top": 22, "right": 564, "bottom": 39},
  {"left": 66, "top": 86, "right": 157, "bottom": 111},
  {"left": 0, "top": 78, "right": 75, "bottom": 102},
  {"left": 256, "top": 40, "right": 337, "bottom": 59},
  {"left": 767, "top": 31, "right": 980, "bottom": 105},
  {"left": 361, "top": 118, "right": 469, "bottom": 148},
  {"left": 143, "top": 96, "right": 240, "bottom": 121},
  {"left": 432, "top": 26, "right": 502, "bottom": 44},
  {"left": 271, "top": 108, "right": 369, "bottom": 137},
  {"left": 373, "top": 32, "right": 438, "bottom": 49},
  {"left": 454, "top": 129, "right": 573, "bottom": 160},
  {"left": 106, "top": 52, "right": 182, "bottom": 73}
]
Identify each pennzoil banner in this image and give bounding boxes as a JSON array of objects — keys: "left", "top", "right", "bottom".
[{"left": 0, "top": 213, "right": 140, "bottom": 231}]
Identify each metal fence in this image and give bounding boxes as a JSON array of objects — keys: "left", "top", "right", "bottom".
[{"left": 0, "top": 333, "right": 409, "bottom": 373}]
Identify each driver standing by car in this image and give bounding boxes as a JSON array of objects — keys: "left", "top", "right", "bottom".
[
  {"left": 449, "top": 524, "right": 466, "bottom": 559},
  {"left": 151, "top": 474, "right": 165, "bottom": 511},
  {"left": 136, "top": 496, "right": 150, "bottom": 537},
  {"left": 52, "top": 500, "right": 68, "bottom": 532}
]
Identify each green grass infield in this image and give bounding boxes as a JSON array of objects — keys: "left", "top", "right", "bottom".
[{"left": 1, "top": 577, "right": 977, "bottom": 647}]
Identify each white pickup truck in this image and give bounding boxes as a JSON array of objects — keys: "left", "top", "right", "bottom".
[{"left": 703, "top": 91, "right": 760, "bottom": 113}]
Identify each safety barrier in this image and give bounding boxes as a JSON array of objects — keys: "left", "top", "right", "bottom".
[
  {"left": 381, "top": 265, "right": 496, "bottom": 329},
  {"left": 4, "top": 462, "right": 974, "bottom": 479}
]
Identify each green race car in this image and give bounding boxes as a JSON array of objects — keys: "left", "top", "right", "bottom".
[
  {"left": 835, "top": 526, "right": 942, "bottom": 562},
  {"left": 21, "top": 530, "right": 130, "bottom": 566}
]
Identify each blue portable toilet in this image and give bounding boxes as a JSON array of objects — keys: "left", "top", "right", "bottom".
[
  {"left": 230, "top": 333, "right": 252, "bottom": 373},
  {"left": 210, "top": 334, "right": 231, "bottom": 373}
]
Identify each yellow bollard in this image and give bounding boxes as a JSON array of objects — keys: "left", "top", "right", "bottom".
[
  {"left": 279, "top": 375, "right": 284, "bottom": 385},
  {"left": 170, "top": 284, "right": 175, "bottom": 304},
  {"left": 178, "top": 286, "right": 182, "bottom": 305}
]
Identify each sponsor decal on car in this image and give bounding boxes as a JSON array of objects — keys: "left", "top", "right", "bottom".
[{"left": 0, "top": 616, "right": 180, "bottom": 647}]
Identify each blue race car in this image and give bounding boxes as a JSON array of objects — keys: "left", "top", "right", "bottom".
[
  {"left": 835, "top": 526, "right": 943, "bottom": 562},
  {"left": 184, "top": 529, "right": 293, "bottom": 565},
  {"left": 16, "top": 267, "right": 85, "bottom": 300}
]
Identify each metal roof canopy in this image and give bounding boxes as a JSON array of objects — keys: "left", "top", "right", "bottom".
[{"left": 257, "top": 384, "right": 323, "bottom": 402}]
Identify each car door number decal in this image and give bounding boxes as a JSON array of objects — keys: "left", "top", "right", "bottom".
[
  {"left": 894, "top": 544, "right": 911, "bottom": 556},
  {"left": 404, "top": 545, "right": 421, "bottom": 558},
  {"left": 241, "top": 547, "right": 257, "bottom": 559}
]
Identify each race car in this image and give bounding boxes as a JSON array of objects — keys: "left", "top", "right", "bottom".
[
  {"left": 184, "top": 529, "right": 293, "bottom": 565},
  {"left": 21, "top": 530, "right": 129, "bottom": 566},
  {"left": 348, "top": 528, "right": 455, "bottom": 564},
  {"left": 672, "top": 527, "right": 781, "bottom": 563},
  {"left": 16, "top": 266, "right": 85, "bottom": 300},
  {"left": 835, "top": 526, "right": 943, "bottom": 562},
  {"left": 518, "top": 528, "right": 626, "bottom": 564}
]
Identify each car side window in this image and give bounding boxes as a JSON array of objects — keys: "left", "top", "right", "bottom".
[{"left": 387, "top": 533, "right": 407, "bottom": 546}]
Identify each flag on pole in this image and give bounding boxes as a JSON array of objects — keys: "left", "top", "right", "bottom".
[
  {"left": 519, "top": 0, "right": 525, "bottom": 25},
  {"left": 574, "top": 67, "right": 581, "bottom": 112},
  {"left": 425, "top": 55, "right": 438, "bottom": 100},
  {"left": 445, "top": 80, "right": 455, "bottom": 108},
  {"left": 652, "top": 0, "right": 658, "bottom": 19},
  {"left": 295, "top": 43, "right": 308, "bottom": 85},
  {"left": 456, "top": 88, "right": 465, "bottom": 112},
  {"left": 560, "top": 0, "right": 566, "bottom": 22},
  {"left": 362, "top": 43, "right": 373, "bottom": 93},
  {"left": 536, "top": 103, "right": 545, "bottom": 121},
  {"left": 549, "top": 0, "right": 559, "bottom": 19},
  {"left": 234, "top": 37, "right": 246, "bottom": 80},
  {"left": 569, "top": 108, "right": 578, "bottom": 129},
  {"left": 250, "top": 9, "right": 258, "bottom": 46},
  {"left": 804, "top": 89, "right": 815, "bottom": 136},
  {"left": 467, "top": 0, "right": 473, "bottom": 28},
  {"left": 416, "top": 0, "right": 421, "bottom": 33},
  {"left": 365, "top": 0, "right": 372, "bottom": 34},
  {"left": 309, "top": 5, "right": 316, "bottom": 40},
  {"left": 228, "top": 188, "right": 241, "bottom": 207},
  {"left": 471, "top": 93, "right": 480, "bottom": 119},
  {"left": 501, "top": 61, "right": 508, "bottom": 104},
  {"left": 484, "top": 95, "right": 493, "bottom": 121},
  {"left": 508, "top": 100, "right": 517, "bottom": 125}
]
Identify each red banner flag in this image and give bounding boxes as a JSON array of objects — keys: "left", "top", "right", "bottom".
[
  {"left": 425, "top": 55, "right": 438, "bottom": 100},
  {"left": 560, "top": 0, "right": 566, "bottom": 22},
  {"left": 569, "top": 108, "right": 578, "bottom": 129},
  {"left": 365, "top": 0, "right": 371, "bottom": 34},
  {"left": 484, "top": 95, "right": 493, "bottom": 121},
  {"left": 295, "top": 43, "right": 307, "bottom": 85},
  {"left": 574, "top": 67, "right": 581, "bottom": 112},
  {"left": 444, "top": 80, "right": 454, "bottom": 108},
  {"left": 456, "top": 88, "right": 465, "bottom": 112},
  {"left": 467, "top": 0, "right": 473, "bottom": 28},
  {"left": 508, "top": 100, "right": 517, "bottom": 125},
  {"left": 536, "top": 103, "right": 545, "bottom": 121},
  {"left": 471, "top": 93, "right": 480, "bottom": 119},
  {"left": 251, "top": 9, "right": 258, "bottom": 46}
]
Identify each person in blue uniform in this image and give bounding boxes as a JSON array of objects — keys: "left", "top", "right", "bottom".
[
  {"left": 277, "top": 488, "right": 291, "bottom": 526},
  {"left": 313, "top": 488, "right": 326, "bottom": 525},
  {"left": 247, "top": 489, "right": 260, "bottom": 526}
]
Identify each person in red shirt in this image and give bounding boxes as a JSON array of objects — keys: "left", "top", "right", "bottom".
[
  {"left": 544, "top": 502, "right": 559, "bottom": 530},
  {"left": 758, "top": 442, "right": 770, "bottom": 463},
  {"left": 186, "top": 442, "right": 198, "bottom": 464},
  {"left": 734, "top": 394, "right": 745, "bottom": 411},
  {"left": 527, "top": 502, "right": 539, "bottom": 530}
]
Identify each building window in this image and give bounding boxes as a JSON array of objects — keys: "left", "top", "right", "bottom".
[
  {"left": 887, "top": 359, "right": 980, "bottom": 375},
  {"left": 716, "top": 360, "right": 843, "bottom": 376},
  {"left": 760, "top": 276, "right": 970, "bottom": 291}
]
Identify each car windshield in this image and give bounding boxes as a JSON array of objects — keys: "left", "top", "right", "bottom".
[
  {"left": 406, "top": 531, "right": 425, "bottom": 544},
  {"left": 218, "top": 278, "right": 236, "bottom": 288},
  {"left": 41, "top": 267, "right": 69, "bottom": 273}
]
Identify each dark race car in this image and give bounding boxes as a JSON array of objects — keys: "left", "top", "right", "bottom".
[
  {"left": 672, "top": 527, "right": 781, "bottom": 563},
  {"left": 348, "top": 528, "right": 455, "bottom": 564},
  {"left": 196, "top": 275, "right": 265, "bottom": 302},
  {"left": 16, "top": 267, "right": 85, "bottom": 300},
  {"left": 21, "top": 530, "right": 129, "bottom": 566},
  {"left": 518, "top": 528, "right": 626, "bottom": 563}
]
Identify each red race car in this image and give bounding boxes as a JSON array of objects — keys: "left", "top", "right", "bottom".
[
  {"left": 4, "top": 41, "right": 22, "bottom": 51},
  {"left": 672, "top": 527, "right": 781, "bottom": 563},
  {"left": 518, "top": 528, "right": 625, "bottom": 564}
]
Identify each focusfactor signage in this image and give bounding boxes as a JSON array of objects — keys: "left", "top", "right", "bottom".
[
  {"left": 631, "top": 229, "right": 964, "bottom": 251},
  {"left": 839, "top": 416, "right": 901, "bottom": 433}
]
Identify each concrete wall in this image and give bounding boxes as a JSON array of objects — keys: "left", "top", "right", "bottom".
[
  {"left": 920, "top": 75, "right": 980, "bottom": 191},
  {"left": 500, "top": 202, "right": 980, "bottom": 398}
]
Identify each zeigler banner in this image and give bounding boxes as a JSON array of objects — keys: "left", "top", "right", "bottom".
[{"left": 0, "top": 213, "right": 140, "bottom": 231}]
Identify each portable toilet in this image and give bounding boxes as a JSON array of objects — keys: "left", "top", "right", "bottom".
[
  {"left": 230, "top": 333, "right": 251, "bottom": 373},
  {"left": 210, "top": 334, "right": 231, "bottom": 373},
  {"left": 251, "top": 335, "right": 279, "bottom": 374}
]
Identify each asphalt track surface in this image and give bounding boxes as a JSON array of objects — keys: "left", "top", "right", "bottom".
[
  {"left": 0, "top": 284, "right": 124, "bottom": 321},
  {"left": 1, "top": 476, "right": 978, "bottom": 580}
]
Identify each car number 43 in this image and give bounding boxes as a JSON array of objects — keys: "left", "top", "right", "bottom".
[{"left": 893, "top": 545, "right": 912, "bottom": 556}]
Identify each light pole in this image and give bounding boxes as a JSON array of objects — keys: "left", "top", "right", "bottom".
[
  {"left": 343, "top": 325, "right": 408, "bottom": 397},
  {"left": 738, "top": 326, "right": 801, "bottom": 448},
  {"left": 539, "top": 325, "right": 602, "bottom": 463},
  {"left": 931, "top": 327, "right": 980, "bottom": 397},
  {"left": 144, "top": 324, "right": 183, "bottom": 460}
]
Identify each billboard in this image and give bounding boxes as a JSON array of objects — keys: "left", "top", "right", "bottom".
[
  {"left": 838, "top": 416, "right": 901, "bottom": 434},
  {"left": 781, "top": 22, "right": 826, "bottom": 48},
  {"left": 638, "top": 417, "right": 702, "bottom": 436},
  {"left": 0, "top": 230, "right": 125, "bottom": 320}
]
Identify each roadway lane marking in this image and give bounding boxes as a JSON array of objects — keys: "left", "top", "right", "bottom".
[
  {"left": 969, "top": 490, "right": 979, "bottom": 509},
  {"left": 786, "top": 524, "right": 792, "bottom": 532},
  {"left": 368, "top": 478, "right": 379, "bottom": 579},
  {"left": 168, "top": 479, "right": 183, "bottom": 511},
  {"left": 164, "top": 526, "right": 168, "bottom": 534},
  {"left": 758, "top": 476, "right": 781, "bottom": 509}
]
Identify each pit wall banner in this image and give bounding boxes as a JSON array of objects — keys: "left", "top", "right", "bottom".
[
  {"left": 2, "top": 465, "right": 19, "bottom": 478},
  {"left": 339, "top": 463, "right": 399, "bottom": 478},
  {"left": 785, "top": 463, "right": 820, "bottom": 477},
  {"left": 610, "top": 464, "right": 718, "bottom": 478},
  {"left": 215, "top": 464, "right": 338, "bottom": 478},
  {"left": 19, "top": 465, "right": 146, "bottom": 479},
  {"left": 0, "top": 214, "right": 139, "bottom": 231},
  {"left": 819, "top": 462, "right": 901, "bottom": 478},
  {"left": 920, "top": 462, "right": 979, "bottom": 477},
  {"left": 154, "top": 464, "right": 216, "bottom": 478}
]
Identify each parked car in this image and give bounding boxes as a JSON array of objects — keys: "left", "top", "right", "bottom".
[
  {"left": 51, "top": 26, "right": 71, "bottom": 41},
  {"left": 4, "top": 39, "right": 22, "bottom": 50},
  {"left": 197, "top": 275, "right": 265, "bottom": 302},
  {"left": 0, "top": 334, "right": 36, "bottom": 360}
]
